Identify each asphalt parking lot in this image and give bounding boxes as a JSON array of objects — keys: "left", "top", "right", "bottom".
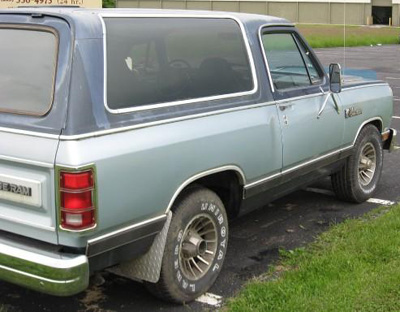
[{"left": 1, "top": 45, "right": 400, "bottom": 312}]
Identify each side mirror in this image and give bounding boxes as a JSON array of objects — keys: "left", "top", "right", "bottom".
[{"left": 329, "top": 63, "right": 342, "bottom": 93}]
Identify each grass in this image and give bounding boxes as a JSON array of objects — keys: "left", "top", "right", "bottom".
[
  {"left": 227, "top": 204, "right": 400, "bottom": 312},
  {"left": 296, "top": 24, "right": 400, "bottom": 48}
]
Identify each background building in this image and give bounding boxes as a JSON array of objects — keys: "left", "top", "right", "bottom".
[{"left": 116, "top": 0, "right": 400, "bottom": 26}]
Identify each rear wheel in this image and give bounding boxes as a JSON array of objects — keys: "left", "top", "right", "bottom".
[
  {"left": 332, "top": 124, "right": 383, "bottom": 203},
  {"left": 146, "top": 187, "right": 228, "bottom": 303}
]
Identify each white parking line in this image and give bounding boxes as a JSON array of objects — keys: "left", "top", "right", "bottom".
[
  {"left": 367, "top": 198, "right": 396, "bottom": 206},
  {"left": 393, "top": 116, "right": 400, "bottom": 119},
  {"left": 196, "top": 292, "right": 223, "bottom": 307}
]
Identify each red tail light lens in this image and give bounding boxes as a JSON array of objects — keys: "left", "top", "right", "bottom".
[
  {"left": 61, "top": 190, "right": 93, "bottom": 210},
  {"left": 59, "top": 169, "right": 96, "bottom": 230},
  {"left": 61, "top": 172, "right": 93, "bottom": 190}
]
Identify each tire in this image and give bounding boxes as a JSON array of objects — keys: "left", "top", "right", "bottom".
[
  {"left": 332, "top": 124, "right": 383, "bottom": 203},
  {"left": 146, "top": 187, "right": 228, "bottom": 303}
]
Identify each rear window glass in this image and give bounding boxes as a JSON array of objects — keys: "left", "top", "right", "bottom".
[
  {"left": 104, "top": 17, "right": 254, "bottom": 110},
  {"left": 0, "top": 27, "right": 57, "bottom": 116}
]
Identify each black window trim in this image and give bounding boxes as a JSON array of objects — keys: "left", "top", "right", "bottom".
[
  {"left": 100, "top": 14, "right": 259, "bottom": 114},
  {"left": 259, "top": 26, "right": 328, "bottom": 101},
  {"left": 0, "top": 24, "right": 59, "bottom": 117}
]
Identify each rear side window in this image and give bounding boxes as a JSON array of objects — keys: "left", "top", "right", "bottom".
[
  {"left": 0, "top": 27, "right": 57, "bottom": 116},
  {"left": 104, "top": 17, "right": 254, "bottom": 111}
]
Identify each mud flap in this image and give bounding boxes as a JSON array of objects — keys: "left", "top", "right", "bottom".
[{"left": 107, "top": 211, "right": 172, "bottom": 283}]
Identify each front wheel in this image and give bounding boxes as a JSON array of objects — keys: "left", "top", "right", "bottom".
[
  {"left": 146, "top": 187, "right": 228, "bottom": 303},
  {"left": 332, "top": 124, "right": 383, "bottom": 203}
]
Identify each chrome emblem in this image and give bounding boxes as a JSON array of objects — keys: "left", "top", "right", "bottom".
[
  {"left": 345, "top": 107, "right": 363, "bottom": 118},
  {"left": 0, "top": 181, "right": 32, "bottom": 197}
]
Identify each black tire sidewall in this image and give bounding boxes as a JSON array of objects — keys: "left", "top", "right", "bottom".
[
  {"left": 161, "top": 188, "right": 228, "bottom": 302},
  {"left": 350, "top": 125, "right": 383, "bottom": 201}
]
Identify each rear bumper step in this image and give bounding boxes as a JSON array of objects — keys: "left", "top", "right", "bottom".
[{"left": 0, "top": 236, "right": 89, "bottom": 296}]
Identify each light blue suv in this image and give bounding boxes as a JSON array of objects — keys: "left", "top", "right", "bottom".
[{"left": 0, "top": 7, "right": 396, "bottom": 304}]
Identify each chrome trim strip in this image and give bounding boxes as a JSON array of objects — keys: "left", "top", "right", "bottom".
[
  {"left": 58, "top": 99, "right": 384, "bottom": 142},
  {"left": 59, "top": 101, "right": 274, "bottom": 141},
  {"left": 282, "top": 147, "right": 344, "bottom": 175},
  {"left": 87, "top": 214, "right": 167, "bottom": 245},
  {"left": 0, "top": 155, "right": 53, "bottom": 168},
  {"left": 165, "top": 165, "right": 246, "bottom": 213},
  {"left": 0, "top": 127, "right": 59, "bottom": 140},
  {"left": 351, "top": 117, "right": 383, "bottom": 146},
  {"left": 244, "top": 171, "right": 280, "bottom": 189},
  {"left": 99, "top": 14, "right": 259, "bottom": 114},
  {"left": 245, "top": 147, "right": 348, "bottom": 190},
  {"left": 0, "top": 214, "right": 55, "bottom": 232},
  {"left": 342, "top": 83, "right": 388, "bottom": 91},
  {"left": 275, "top": 92, "right": 323, "bottom": 104}
]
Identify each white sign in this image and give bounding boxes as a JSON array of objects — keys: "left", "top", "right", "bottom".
[{"left": 0, "top": 0, "right": 101, "bottom": 9}]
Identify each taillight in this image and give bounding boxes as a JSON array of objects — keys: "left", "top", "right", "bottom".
[{"left": 59, "top": 169, "right": 96, "bottom": 230}]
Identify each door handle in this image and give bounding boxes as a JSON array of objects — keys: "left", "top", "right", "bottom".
[{"left": 279, "top": 104, "right": 293, "bottom": 111}]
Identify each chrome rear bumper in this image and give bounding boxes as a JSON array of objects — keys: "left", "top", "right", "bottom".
[{"left": 0, "top": 235, "right": 89, "bottom": 296}]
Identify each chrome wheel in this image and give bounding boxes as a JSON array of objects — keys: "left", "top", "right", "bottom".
[
  {"left": 358, "top": 142, "right": 376, "bottom": 186},
  {"left": 179, "top": 214, "right": 218, "bottom": 280}
]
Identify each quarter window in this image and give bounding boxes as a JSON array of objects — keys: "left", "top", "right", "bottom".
[
  {"left": 104, "top": 18, "right": 254, "bottom": 110},
  {"left": 261, "top": 32, "right": 321, "bottom": 90}
]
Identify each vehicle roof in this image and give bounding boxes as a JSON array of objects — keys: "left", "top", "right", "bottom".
[{"left": 0, "top": 7, "right": 293, "bottom": 39}]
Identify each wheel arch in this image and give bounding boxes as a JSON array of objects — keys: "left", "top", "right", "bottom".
[
  {"left": 165, "top": 166, "right": 246, "bottom": 219},
  {"left": 352, "top": 117, "right": 383, "bottom": 146}
]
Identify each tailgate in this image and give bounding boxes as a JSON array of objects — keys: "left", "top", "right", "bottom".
[{"left": 0, "top": 131, "right": 59, "bottom": 244}]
